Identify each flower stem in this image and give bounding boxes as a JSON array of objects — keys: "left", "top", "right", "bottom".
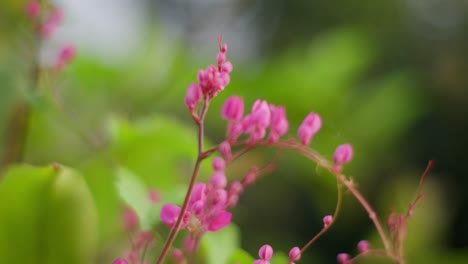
[{"left": 156, "top": 99, "right": 211, "bottom": 264}]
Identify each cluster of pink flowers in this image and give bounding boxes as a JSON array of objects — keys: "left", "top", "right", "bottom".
[
  {"left": 184, "top": 36, "right": 233, "bottom": 111},
  {"left": 222, "top": 96, "right": 289, "bottom": 145},
  {"left": 160, "top": 155, "right": 240, "bottom": 242},
  {"left": 25, "top": 0, "right": 76, "bottom": 70},
  {"left": 113, "top": 37, "right": 371, "bottom": 264}
]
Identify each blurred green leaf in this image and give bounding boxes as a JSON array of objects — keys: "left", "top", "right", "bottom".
[
  {"left": 0, "top": 164, "right": 97, "bottom": 264},
  {"left": 115, "top": 166, "right": 153, "bottom": 230},
  {"left": 200, "top": 224, "right": 240, "bottom": 264},
  {"left": 229, "top": 248, "right": 255, "bottom": 264},
  {"left": 270, "top": 251, "right": 289, "bottom": 264}
]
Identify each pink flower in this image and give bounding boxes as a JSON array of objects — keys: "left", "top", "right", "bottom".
[
  {"left": 207, "top": 210, "right": 232, "bottom": 231},
  {"left": 258, "top": 244, "right": 274, "bottom": 260},
  {"left": 184, "top": 83, "right": 202, "bottom": 111},
  {"left": 210, "top": 171, "right": 227, "bottom": 189},
  {"left": 333, "top": 144, "right": 353, "bottom": 165},
  {"left": 337, "top": 253, "right": 351, "bottom": 264},
  {"left": 212, "top": 156, "right": 226, "bottom": 171},
  {"left": 56, "top": 44, "right": 76, "bottom": 69},
  {"left": 229, "top": 181, "right": 243, "bottom": 196},
  {"left": 221, "top": 61, "right": 233, "bottom": 73},
  {"left": 160, "top": 204, "right": 181, "bottom": 227},
  {"left": 297, "top": 112, "right": 322, "bottom": 145},
  {"left": 189, "top": 183, "right": 207, "bottom": 205},
  {"left": 183, "top": 235, "right": 196, "bottom": 251},
  {"left": 222, "top": 96, "right": 244, "bottom": 121},
  {"left": 251, "top": 100, "right": 271, "bottom": 129},
  {"left": 112, "top": 258, "right": 128, "bottom": 264},
  {"left": 25, "top": 0, "right": 41, "bottom": 18},
  {"left": 40, "top": 9, "right": 64, "bottom": 38},
  {"left": 357, "top": 240, "right": 370, "bottom": 253},
  {"left": 269, "top": 105, "right": 289, "bottom": 142},
  {"left": 288, "top": 247, "right": 301, "bottom": 262},
  {"left": 171, "top": 248, "right": 185, "bottom": 262},
  {"left": 323, "top": 215, "right": 333, "bottom": 227},
  {"left": 122, "top": 207, "right": 138, "bottom": 230},
  {"left": 242, "top": 167, "right": 258, "bottom": 186},
  {"left": 147, "top": 188, "right": 161, "bottom": 203},
  {"left": 219, "top": 141, "right": 232, "bottom": 161},
  {"left": 212, "top": 189, "right": 228, "bottom": 210}
]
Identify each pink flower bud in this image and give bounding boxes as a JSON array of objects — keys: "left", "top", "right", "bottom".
[
  {"left": 229, "top": 181, "right": 243, "bottom": 195},
  {"left": 40, "top": 9, "right": 64, "bottom": 38},
  {"left": 183, "top": 236, "right": 196, "bottom": 251},
  {"left": 160, "top": 204, "right": 181, "bottom": 227},
  {"left": 333, "top": 144, "right": 353, "bottom": 165},
  {"left": 207, "top": 210, "right": 232, "bottom": 231},
  {"left": 147, "top": 188, "right": 161, "bottom": 203},
  {"left": 56, "top": 44, "right": 76, "bottom": 69},
  {"left": 212, "top": 156, "right": 226, "bottom": 171},
  {"left": 242, "top": 167, "right": 259, "bottom": 186},
  {"left": 191, "top": 200, "right": 205, "bottom": 216},
  {"left": 171, "top": 248, "right": 185, "bottom": 263},
  {"left": 288, "top": 247, "right": 301, "bottom": 262},
  {"left": 222, "top": 96, "right": 244, "bottom": 121},
  {"left": 269, "top": 105, "right": 289, "bottom": 142},
  {"left": 219, "top": 141, "right": 232, "bottom": 161},
  {"left": 227, "top": 194, "right": 239, "bottom": 207},
  {"left": 357, "top": 240, "right": 370, "bottom": 253},
  {"left": 253, "top": 260, "right": 270, "bottom": 264},
  {"left": 337, "top": 253, "right": 351, "bottom": 264},
  {"left": 220, "top": 43, "right": 228, "bottom": 53},
  {"left": 184, "top": 83, "right": 202, "bottom": 110},
  {"left": 189, "top": 183, "right": 207, "bottom": 204},
  {"left": 122, "top": 207, "right": 138, "bottom": 230},
  {"left": 213, "top": 189, "right": 228, "bottom": 207},
  {"left": 297, "top": 112, "right": 322, "bottom": 145},
  {"left": 258, "top": 244, "right": 273, "bottom": 260},
  {"left": 221, "top": 61, "right": 233, "bottom": 73},
  {"left": 323, "top": 215, "right": 333, "bottom": 227},
  {"left": 217, "top": 52, "right": 226, "bottom": 65},
  {"left": 25, "top": 1, "right": 41, "bottom": 18},
  {"left": 209, "top": 171, "right": 227, "bottom": 189},
  {"left": 252, "top": 100, "right": 271, "bottom": 128},
  {"left": 112, "top": 258, "right": 128, "bottom": 264}
]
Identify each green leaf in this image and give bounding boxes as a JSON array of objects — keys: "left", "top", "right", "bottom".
[
  {"left": 115, "top": 166, "right": 153, "bottom": 230},
  {"left": 229, "top": 248, "right": 255, "bottom": 264},
  {"left": 270, "top": 251, "right": 289, "bottom": 264},
  {"left": 115, "top": 166, "right": 187, "bottom": 230},
  {"left": 200, "top": 224, "right": 241, "bottom": 264},
  {"left": 0, "top": 164, "right": 98, "bottom": 264}
]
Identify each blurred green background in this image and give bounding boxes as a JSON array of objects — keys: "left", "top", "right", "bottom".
[{"left": 1, "top": 0, "right": 468, "bottom": 263}]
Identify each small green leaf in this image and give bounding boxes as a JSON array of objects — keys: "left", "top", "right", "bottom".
[
  {"left": 115, "top": 166, "right": 187, "bottom": 230},
  {"left": 229, "top": 248, "right": 255, "bottom": 264},
  {"left": 270, "top": 251, "right": 289, "bottom": 264},
  {"left": 200, "top": 224, "right": 240, "bottom": 264},
  {"left": 115, "top": 166, "right": 153, "bottom": 230}
]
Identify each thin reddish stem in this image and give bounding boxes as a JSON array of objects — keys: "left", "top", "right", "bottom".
[
  {"left": 156, "top": 99, "right": 211, "bottom": 264},
  {"left": 300, "top": 182, "right": 343, "bottom": 253},
  {"left": 265, "top": 140, "right": 393, "bottom": 254}
]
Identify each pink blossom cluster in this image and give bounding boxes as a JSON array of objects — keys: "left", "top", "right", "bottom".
[
  {"left": 221, "top": 96, "right": 289, "bottom": 145},
  {"left": 160, "top": 159, "right": 235, "bottom": 238},
  {"left": 25, "top": 1, "right": 76, "bottom": 70},
  {"left": 184, "top": 36, "right": 233, "bottom": 111}
]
